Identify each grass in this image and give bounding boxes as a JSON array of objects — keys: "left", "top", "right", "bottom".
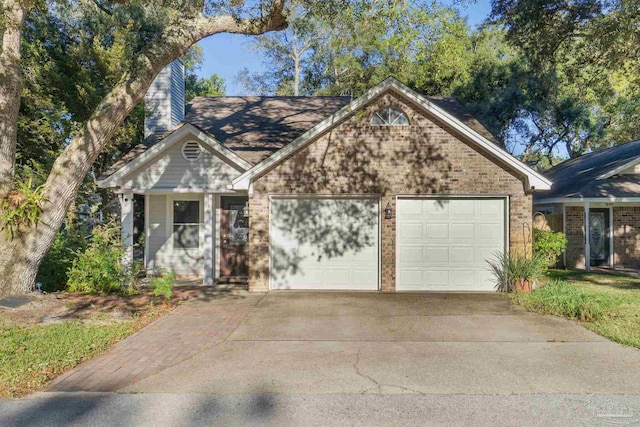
[
  {"left": 514, "top": 269, "right": 640, "bottom": 348},
  {"left": 0, "top": 306, "right": 172, "bottom": 398}
]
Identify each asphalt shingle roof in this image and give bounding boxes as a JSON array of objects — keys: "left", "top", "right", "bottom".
[
  {"left": 101, "top": 94, "right": 498, "bottom": 179},
  {"left": 538, "top": 140, "right": 640, "bottom": 200}
]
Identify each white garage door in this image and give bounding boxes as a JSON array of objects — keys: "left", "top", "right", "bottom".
[
  {"left": 397, "top": 197, "right": 505, "bottom": 291},
  {"left": 270, "top": 197, "right": 379, "bottom": 290}
]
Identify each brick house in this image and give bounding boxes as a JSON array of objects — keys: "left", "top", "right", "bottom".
[
  {"left": 534, "top": 141, "right": 640, "bottom": 270},
  {"left": 99, "top": 61, "right": 551, "bottom": 292}
]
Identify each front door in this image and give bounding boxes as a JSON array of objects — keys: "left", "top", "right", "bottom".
[
  {"left": 220, "top": 196, "right": 249, "bottom": 278},
  {"left": 589, "top": 208, "right": 610, "bottom": 267}
]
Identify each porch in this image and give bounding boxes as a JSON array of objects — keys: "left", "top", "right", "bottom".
[
  {"left": 535, "top": 201, "right": 640, "bottom": 271},
  {"left": 119, "top": 191, "right": 249, "bottom": 286}
]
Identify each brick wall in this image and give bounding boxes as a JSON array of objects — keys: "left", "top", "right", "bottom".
[
  {"left": 565, "top": 206, "right": 585, "bottom": 269},
  {"left": 613, "top": 206, "right": 640, "bottom": 269},
  {"left": 248, "top": 90, "right": 532, "bottom": 291}
]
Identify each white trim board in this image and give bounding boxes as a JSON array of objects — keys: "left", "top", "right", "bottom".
[
  {"left": 231, "top": 77, "right": 551, "bottom": 192},
  {"left": 98, "top": 123, "right": 253, "bottom": 188},
  {"left": 535, "top": 197, "right": 640, "bottom": 204},
  {"left": 596, "top": 153, "right": 640, "bottom": 180}
]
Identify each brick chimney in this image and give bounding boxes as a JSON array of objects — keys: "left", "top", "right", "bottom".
[{"left": 144, "top": 59, "right": 185, "bottom": 137}]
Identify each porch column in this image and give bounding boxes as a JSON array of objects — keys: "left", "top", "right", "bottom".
[
  {"left": 120, "top": 191, "right": 134, "bottom": 268},
  {"left": 203, "top": 193, "right": 214, "bottom": 286},
  {"left": 584, "top": 202, "right": 591, "bottom": 271}
]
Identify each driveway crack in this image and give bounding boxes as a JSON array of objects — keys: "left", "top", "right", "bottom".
[{"left": 352, "top": 348, "right": 425, "bottom": 396}]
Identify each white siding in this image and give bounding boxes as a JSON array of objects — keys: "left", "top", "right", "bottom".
[
  {"left": 170, "top": 60, "right": 185, "bottom": 127},
  {"left": 144, "top": 65, "right": 172, "bottom": 138},
  {"left": 121, "top": 138, "right": 243, "bottom": 191},
  {"left": 146, "top": 194, "right": 206, "bottom": 276},
  {"left": 144, "top": 60, "right": 184, "bottom": 137}
]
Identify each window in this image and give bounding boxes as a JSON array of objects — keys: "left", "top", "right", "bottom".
[
  {"left": 370, "top": 107, "right": 409, "bottom": 126},
  {"left": 173, "top": 200, "right": 200, "bottom": 249}
]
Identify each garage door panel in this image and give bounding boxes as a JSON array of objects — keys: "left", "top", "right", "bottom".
[
  {"left": 477, "top": 223, "right": 503, "bottom": 241},
  {"left": 351, "top": 269, "right": 378, "bottom": 286},
  {"left": 398, "top": 199, "right": 423, "bottom": 216},
  {"left": 477, "top": 247, "right": 501, "bottom": 264},
  {"left": 451, "top": 199, "right": 475, "bottom": 218},
  {"left": 424, "top": 199, "right": 449, "bottom": 218},
  {"left": 325, "top": 268, "right": 350, "bottom": 285},
  {"left": 425, "top": 246, "right": 449, "bottom": 264},
  {"left": 452, "top": 223, "right": 475, "bottom": 240},
  {"left": 426, "top": 270, "right": 450, "bottom": 287},
  {"left": 477, "top": 199, "right": 503, "bottom": 217},
  {"left": 270, "top": 198, "right": 379, "bottom": 290},
  {"left": 451, "top": 269, "right": 476, "bottom": 287},
  {"left": 451, "top": 247, "right": 475, "bottom": 264},
  {"left": 397, "top": 197, "right": 505, "bottom": 291},
  {"left": 399, "top": 245, "right": 423, "bottom": 264},
  {"left": 478, "top": 269, "right": 497, "bottom": 289},
  {"left": 399, "top": 222, "right": 423, "bottom": 240},
  {"left": 426, "top": 223, "right": 449, "bottom": 239}
]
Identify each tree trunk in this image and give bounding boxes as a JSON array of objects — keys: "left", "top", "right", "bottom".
[
  {"left": 0, "top": 2, "right": 287, "bottom": 296},
  {"left": 0, "top": 0, "right": 27, "bottom": 195}
]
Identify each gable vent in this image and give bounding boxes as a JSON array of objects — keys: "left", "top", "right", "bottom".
[{"left": 182, "top": 141, "right": 202, "bottom": 161}]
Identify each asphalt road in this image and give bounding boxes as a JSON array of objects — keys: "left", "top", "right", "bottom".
[{"left": 1, "top": 392, "right": 640, "bottom": 426}]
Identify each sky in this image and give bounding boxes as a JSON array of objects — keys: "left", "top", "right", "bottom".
[{"left": 194, "top": 1, "right": 493, "bottom": 96}]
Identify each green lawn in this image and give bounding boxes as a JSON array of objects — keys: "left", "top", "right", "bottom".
[
  {"left": 514, "top": 269, "right": 640, "bottom": 348},
  {"left": 0, "top": 320, "right": 141, "bottom": 397}
]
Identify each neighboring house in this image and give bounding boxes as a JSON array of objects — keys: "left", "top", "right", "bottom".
[
  {"left": 535, "top": 141, "right": 640, "bottom": 270},
  {"left": 98, "top": 61, "right": 551, "bottom": 292}
]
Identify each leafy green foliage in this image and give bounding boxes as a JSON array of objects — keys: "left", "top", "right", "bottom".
[
  {"left": 487, "top": 251, "right": 547, "bottom": 292},
  {"left": 185, "top": 73, "right": 225, "bottom": 102},
  {"left": 514, "top": 279, "right": 609, "bottom": 322},
  {"left": 37, "top": 219, "right": 88, "bottom": 292},
  {"left": 490, "top": 0, "right": 640, "bottom": 160},
  {"left": 0, "top": 177, "right": 47, "bottom": 240},
  {"left": 149, "top": 269, "right": 176, "bottom": 300},
  {"left": 66, "top": 222, "right": 132, "bottom": 294},
  {"left": 533, "top": 229, "right": 567, "bottom": 264}
]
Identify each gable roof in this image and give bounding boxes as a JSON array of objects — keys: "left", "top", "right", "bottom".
[
  {"left": 536, "top": 140, "right": 640, "bottom": 201},
  {"left": 232, "top": 77, "right": 551, "bottom": 191},
  {"left": 97, "top": 123, "right": 252, "bottom": 188},
  {"left": 101, "top": 92, "right": 501, "bottom": 182}
]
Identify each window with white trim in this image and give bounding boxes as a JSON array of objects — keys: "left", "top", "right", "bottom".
[
  {"left": 370, "top": 107, "right": 409, "bottom": 126},
  {"left": 173, "top": 200, "right": 200, "bottom": 249}
]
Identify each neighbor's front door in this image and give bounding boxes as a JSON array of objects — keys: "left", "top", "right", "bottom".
[
  {"left": 589, "top": 208, "right": 610, "bottom": 267},
  {"left": 220, "top": 196, "right": 249, "bottom": 278}
]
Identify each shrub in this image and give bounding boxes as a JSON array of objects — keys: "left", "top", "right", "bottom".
[
  {"left": 533, "top": 229, "right": 567, "bottom": 265},
  {"left": 487, "top": 251, "right": 547, "bottom": 292},
  {"left": 149, "top": 269, "right": 176, "bottom": 300},
  {"left": 514, "top": 280, "right": 612, "bottom": 321},
  {"left": 37, "top": 219, "right": 88, "bottom": 292},
  {"left": 67, "top": 221, "right": 132, "bottom": 294}
]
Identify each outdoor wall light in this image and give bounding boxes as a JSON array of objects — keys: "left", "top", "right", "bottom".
[
  {"left": 384, "top": 202, "right": 393, "bottom": 219},
  {"left": 242, "top": 203, "right": 249, "bottom": 218}
]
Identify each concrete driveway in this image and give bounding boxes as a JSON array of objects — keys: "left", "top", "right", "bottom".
[
  {"left": 3, "top": 291, "right": 640, "bottom": 426},
  {"left": 122, "top": 291, "right": 639, "bottom": 396}
]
